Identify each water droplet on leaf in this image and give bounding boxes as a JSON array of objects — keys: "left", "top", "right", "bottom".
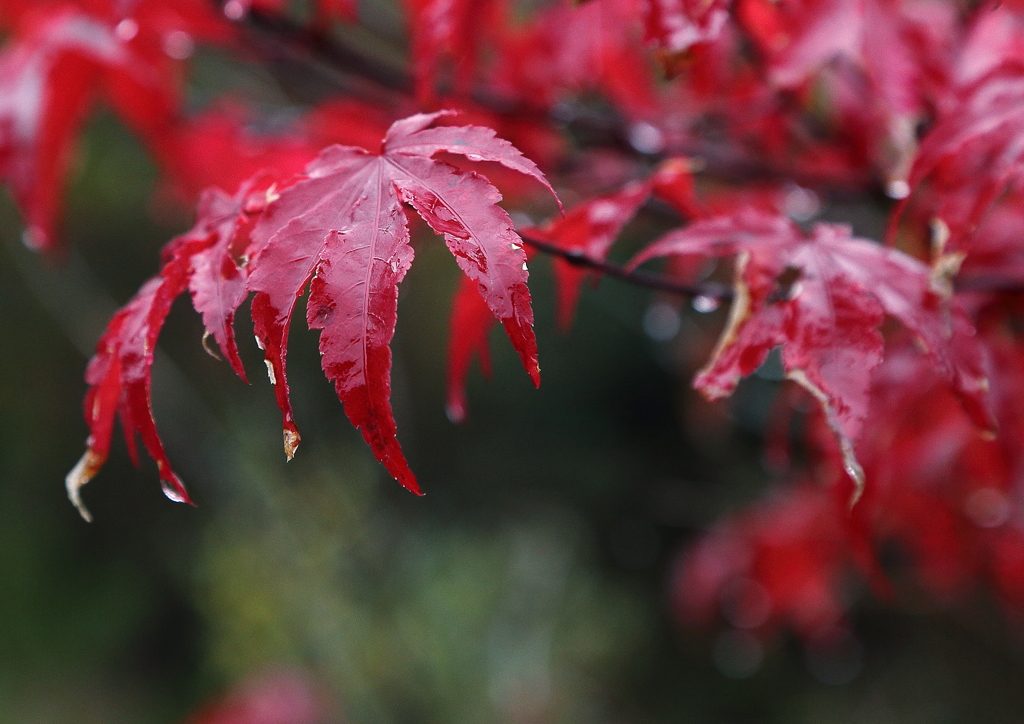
[
  {"left": 692, "top": 295, "right": 720, "bottom": 313},
  {"left": 115, "top": 18, "right": 138, "bottom": 42},
  {"left": 161, "top": 479, "right": 188, "bottom": 503}
]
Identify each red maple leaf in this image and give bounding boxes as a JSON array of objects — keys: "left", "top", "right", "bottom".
[
  {"left": 630, "top": 209, "right": 992, "bottom": 499},
  {"left": 401, "top": 0, "right": 507, "bottom": 102},
  {"left": 68, "top": 112, "right": 557, "bottom": 516},
  {"left": 493, "top": 0, "right": 657, "bottom": 119},
  {"left": 66, "top": 182, "right": 261, "bottom": 521},
  {"left": 898, "top": 64, "right": 1024, "bottom": 246},
  {"left": 246, "top": 111, "right": 556, "bottom": 493}
]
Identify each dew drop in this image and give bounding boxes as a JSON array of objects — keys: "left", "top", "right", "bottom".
[
  {"left": 265, "top": 359, "right": 277, "bottom": 386},
  {"left": 588, "top": 200, "right": 619, "bottom": 224},
  {"left": 886, "top": 179, "right": 910, "bottom": 199},
  {"left": 115, "top": 18, "right": 139, "bottom": 42},
  {"left": 692, "top": 295, "right": 720, "bottom": 313},
  {"left": 161, "top": 478, "right": 188, "bottom": 504},
  {"left": 782, "top": 185, "right": 819, "bottom": 222},
  {"left": 628, "top": 122, "right": 665, "bottom": 155},
  {"left": 22, "top": 226, "right": 46, "bottom": 249},
  {"left": 223, "top": 0, "right": 246, "bottom": 20}
]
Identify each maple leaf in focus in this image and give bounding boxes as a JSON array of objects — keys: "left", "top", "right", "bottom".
[
  {"left": 69, "top": 111, "right": 557, "bottom": 516},
  {"left": 630, "top": 209, "right": 991, "bottom": 500},
  {"left": 246, "top": 111, "right": 556, "bottom": 494}
]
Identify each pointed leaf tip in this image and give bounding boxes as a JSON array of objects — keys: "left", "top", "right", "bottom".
[
  {"left": 446, "top": 401, "right": 467, "bottom": 425},
  {"left": 284, "top": 428, "right": 300, "bottom": 460},
  {"left": 66, "top": 448, "right": 102, "bottom": 522}
]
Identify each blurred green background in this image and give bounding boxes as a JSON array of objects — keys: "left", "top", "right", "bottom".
[{"left": 6, "top": 20, "right": 1024, "bottom": 724}]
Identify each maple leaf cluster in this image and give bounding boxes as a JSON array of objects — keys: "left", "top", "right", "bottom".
[{"left": 6, "top": 0, "right": 1024, "bottom": 655}]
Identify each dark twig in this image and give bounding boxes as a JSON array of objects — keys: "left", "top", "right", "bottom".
[
  {"left": 517, "top": 231, "right": 734, "bottom": 300},
  {"left": 519, "top": 232, "right": 1024, "bottom": 300},
  {"left": 953, "top": 275, "right": 1024, "bottom": 295},
  {"left": 242, "top": 7, "right": 412, "bottom": 94}
]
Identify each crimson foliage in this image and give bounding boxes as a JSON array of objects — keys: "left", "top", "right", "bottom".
[{"left": 6, "top": 0, "right": 1024, "bottom": 655}]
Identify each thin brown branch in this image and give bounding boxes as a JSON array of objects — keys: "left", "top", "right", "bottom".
[
  {"left": 241, "top": 6, "right": 412, "bottom": 95},
  {"left": 519, "top": 232, "right": 1024, "bottom": 300},
  {"left": 517, "top": 231, "right": 734, "bottom": 300}
]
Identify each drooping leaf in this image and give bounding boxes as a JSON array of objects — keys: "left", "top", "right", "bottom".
[
  {"left": 630, "top": 209, "right": 992, "bottom": 499},
  {"left": 245, "top": 111, "right": 557, "bottom": 493},
  {"left": 70, "top": 112, "right": 555, "bottom": 512},
  {"left": 67, "top": 184, "right": 261, "bottom": 520}
]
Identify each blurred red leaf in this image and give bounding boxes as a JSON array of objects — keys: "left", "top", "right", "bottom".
[
  {"left": 631, "top": 209, "right": 992, "bottom": 498},
  {"left": 184, "top": 670, "right": 327, "bottom": 724},
  {"left": 0, "top": 0, "right": 228, "bottom": 249}
]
